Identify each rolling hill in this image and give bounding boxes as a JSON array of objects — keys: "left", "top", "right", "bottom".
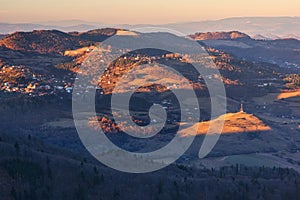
[
  {"left": 0, "top": 30, "right": 81, "bottom": 55},
  {"left": 0, "top": 28, "right": 119, "bottom": 55},
  {"left": 179, "top": 111, "right": 271, "bottom": 137}
]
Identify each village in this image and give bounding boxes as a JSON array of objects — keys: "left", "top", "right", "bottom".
[
  {"left": 0, "top": 48, "right": 283, "bottom": 101},
  {"left": 0, "top": 65, "right": 75, "bottom": 97}
]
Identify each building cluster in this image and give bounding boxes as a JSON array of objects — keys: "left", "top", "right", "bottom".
[{"left": 0, "top": 65, "right": 75, "bottom": 97}]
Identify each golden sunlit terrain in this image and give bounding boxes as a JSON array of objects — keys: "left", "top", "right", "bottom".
[
  {"left": 277, "top": 89, "right": 300, "bottom": 100},
  {"left": 179, "top": 111, "right": 271, "bottom": 137},
  {"left": 113, "top": 64, "right": 195, "bottom": 92},
  {"left": 116, "top": 30, "right": 139, "bottom": 36},
  {"left": 64, "top": 46, "right": 95, "bottom": 57}
]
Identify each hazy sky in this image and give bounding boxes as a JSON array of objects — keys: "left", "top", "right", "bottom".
[{"left": 1, "top": 0, "right": 300, "bottom": 24}]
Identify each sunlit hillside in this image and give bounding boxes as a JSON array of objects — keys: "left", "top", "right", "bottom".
[
  {"left": 180, "top": 111, "right": 271, "bottom": 137},
  {"left": 277, "top": 89, "right": 300, "bottom": 100}
]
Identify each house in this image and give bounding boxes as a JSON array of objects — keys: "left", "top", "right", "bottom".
[
  {"left": 65, "top": 87, "right": 73, "bottom": 93},
  {"left": 56, "top": 86, "right": 64, "bottom": 90}
]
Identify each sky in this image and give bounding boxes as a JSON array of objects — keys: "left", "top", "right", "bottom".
[{"left": 1, "top": 0, "right": 300, "bottom": 24}]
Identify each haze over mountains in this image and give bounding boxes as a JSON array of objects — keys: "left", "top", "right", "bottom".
[
  {"left": 2, "top": 17, "right": 300, "bottom": 39},
  {"left": 162, "top": 17, "right": 300, "bottom": 39}
]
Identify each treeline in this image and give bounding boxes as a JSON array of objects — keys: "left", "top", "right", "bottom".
[{"left": 1, "top": 133, "right": 300, "bottom": 200}]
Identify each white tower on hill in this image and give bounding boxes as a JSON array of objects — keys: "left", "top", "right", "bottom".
[{"left": 240, "top": 103, "right": 244, "bottom": 113}]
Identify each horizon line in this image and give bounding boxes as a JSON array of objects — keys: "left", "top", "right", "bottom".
[{"left": 1, "top": 15, "right": 300, "bottom": 26}]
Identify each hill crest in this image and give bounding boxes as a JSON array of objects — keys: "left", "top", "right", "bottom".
[
  {"left": 179, "top": 111, "right": 271, "bottom": 137},
  {"left": 189, "top": 31, "right": 251, "bottom": 40}
]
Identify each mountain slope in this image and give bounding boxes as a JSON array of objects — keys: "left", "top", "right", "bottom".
[
  {"left": 200, "top": 33, "right": 300, "bottom": 69},
  {"left": 0, "top": 28, "right": 119, "bottom": 55},
  {"left": 0, "top": 30, "right": 81, "bottom": 54},
  {"left": 179, "top": 111, "right": 271, "bottom": 137}
]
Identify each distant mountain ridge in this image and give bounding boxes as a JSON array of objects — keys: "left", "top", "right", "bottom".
[
  {"left": 189, "top": 31, "right": 251, "bottom": 40},
  {"left": 161, "top": 17, "right": 300, "bottom": 39},
  {"left": 2, "top": 17, "right": 300, "bottom": 39},
  {"left": 0, "top": 23, "right": 99, "bottom": 35}
]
